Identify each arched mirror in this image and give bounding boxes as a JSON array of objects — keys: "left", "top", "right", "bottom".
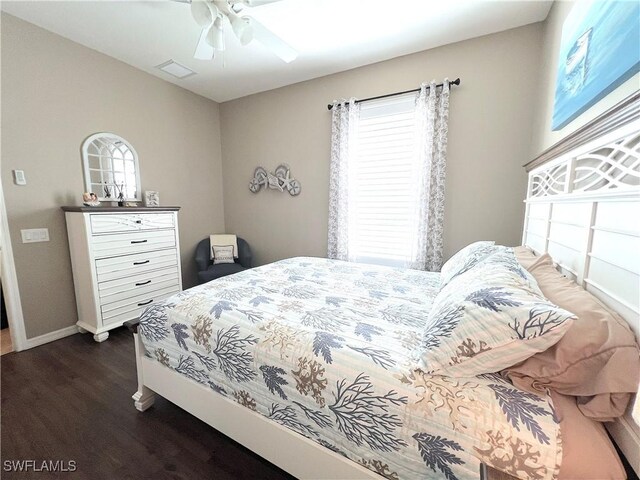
[{"left": 81, "top": 133, "right": 141, "bottom": 201}]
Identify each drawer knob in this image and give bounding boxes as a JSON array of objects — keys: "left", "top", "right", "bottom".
[
  {"left": 135, "top": 280, "right": 152, "bottom": 286},
  {"left": 131, "top": 239, "right": 148, "bottom": 244},
  {"left": 135, "top": 220, "right": 142, "bottom": 224},
  {"left": 133, "top": 260, "right": 150, "bottom": 265},
  {"left": 138, "top": 299, "right": 153, "bottom": 306}
]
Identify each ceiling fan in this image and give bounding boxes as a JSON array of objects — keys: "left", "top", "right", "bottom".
[{"left": 180, "top": 0, "right": 298, "bottom": 63}]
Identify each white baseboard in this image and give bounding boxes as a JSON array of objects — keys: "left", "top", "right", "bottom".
[{"left": 25, "top": 325, "right": 79, "bottom": 349}]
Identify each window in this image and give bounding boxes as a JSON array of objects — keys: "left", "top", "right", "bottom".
[
  {"left": 329, "top": 82, "right": 449, "bottom": 271},
  {"left": 348, "top": 94, "right": 421, "bottom": 267}
]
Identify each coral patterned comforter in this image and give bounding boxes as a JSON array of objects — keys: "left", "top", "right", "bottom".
[{"left": 139, "top": 257, "right": 562, "bottom": 480}]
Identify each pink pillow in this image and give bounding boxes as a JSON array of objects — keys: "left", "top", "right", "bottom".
[
  {"left": 509, "top": 252, "right": 640, "bottom": 421},
  {"left": 512, "top": 246, "right": 539, "bottom": 270}
]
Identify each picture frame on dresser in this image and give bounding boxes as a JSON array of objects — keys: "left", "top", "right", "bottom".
[
  {"left": 62, "top": 206, "right": 182, "bottom": 342},
  {"left": 143, "top": 191, "right": 160, "bottom": 207}
]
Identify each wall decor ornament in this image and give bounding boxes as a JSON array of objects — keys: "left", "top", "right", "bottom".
[{"left": 249, "top": 164, "right": 301, "bottom": 196}]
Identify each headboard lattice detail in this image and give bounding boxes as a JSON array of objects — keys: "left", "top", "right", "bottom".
[
  {"left": 530, "top": 163, "right": 568, "bottom": 197},
  {"left": 529, "top": 129, "right": 640, "bottom": 198},
  {"left": 574, "top": 132, "right": 640, "bottom": 192}
]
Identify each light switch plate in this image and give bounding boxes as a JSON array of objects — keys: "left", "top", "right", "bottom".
[
  {"left": 21, "top": 228, "right": 49, "bottom": 243},
  {"left": 13, "top": 170, "right": 26, "bottom": 186}
]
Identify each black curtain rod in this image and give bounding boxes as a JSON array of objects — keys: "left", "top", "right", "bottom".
[{"left": 327, "top": 77, "right": 461, "bottom": 111}]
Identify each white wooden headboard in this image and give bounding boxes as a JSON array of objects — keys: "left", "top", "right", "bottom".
[{"left": 522, "top": 94, "right": 640, "bottom": 475}]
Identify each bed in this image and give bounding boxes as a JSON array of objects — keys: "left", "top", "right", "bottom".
[
  {"left": 134, "top": 256, "right": 563, "bottom": 480},
  {"left": 128, "top": 92, "right": 640, "bottom": 480}
]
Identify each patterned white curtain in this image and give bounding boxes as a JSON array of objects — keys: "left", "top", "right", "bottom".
[
  {"left": 410, "top": 79, "right": 450, "bottom": 271},
  {"left": 327, "top": 98, "right": 359, "bottom": 261},
  {"left": 327, "top": 81, "right": 450, "bottom": 270}
]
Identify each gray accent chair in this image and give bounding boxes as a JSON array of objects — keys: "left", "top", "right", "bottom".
[{"left": 195, "top": 237, "right": 252, "bottom": 284}]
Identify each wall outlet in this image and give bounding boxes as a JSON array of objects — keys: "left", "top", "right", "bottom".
[
  {"left": 21, "top": 228, "right": 50, "bottom": 243},
  {"left": 13, "top": 170, "right": 26, "bottom": 186}
]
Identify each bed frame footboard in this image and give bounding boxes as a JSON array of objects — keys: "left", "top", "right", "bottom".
[
  {"left": 124, "top": 326, "right": 516, "bottom": 480},
  {"left": 126, "top": 320, "right": 155, "bottom": 412}
]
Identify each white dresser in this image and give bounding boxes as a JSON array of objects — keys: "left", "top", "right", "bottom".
[{"left": 63, "top": 207, "right": 182, "bottom": 342}]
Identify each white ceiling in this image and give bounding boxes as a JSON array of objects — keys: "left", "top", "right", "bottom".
[{"left": 1, "top": 0, "right": 553, "bottom": 103}]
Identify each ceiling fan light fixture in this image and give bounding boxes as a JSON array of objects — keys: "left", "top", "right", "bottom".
[
  {"left": 184, "top": 0, "right": 296, "bottom": 63},
  {"left": 190, "top": 0, "right": 215, "bottom": 27},
  {"left": 230, "top": 13, "right": 253, "bottom": 46}
]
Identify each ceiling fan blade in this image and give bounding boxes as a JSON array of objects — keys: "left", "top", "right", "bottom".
[
  {"left": 248, "top": 17, "right": 297, "bottom": 63},
  {"left": 194, "top": 26, "right": 215, "bottom": 60}
]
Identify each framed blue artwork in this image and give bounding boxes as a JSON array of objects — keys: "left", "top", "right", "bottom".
[{"left": 552, "top": 0, "right": 640, "bottom": 131}]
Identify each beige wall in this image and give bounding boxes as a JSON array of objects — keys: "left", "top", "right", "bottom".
[
  {"left": 531, "top": 0, "right": 640, "bottom": 156},
  {"left": 1, "top": 14, "right": 225, "bottom": 339},
  {"left": 219, "top": 24, "right": 544, "bottom": 267},
  {"left": 8, "top": 2, "right": 635, "bottom": 341}
]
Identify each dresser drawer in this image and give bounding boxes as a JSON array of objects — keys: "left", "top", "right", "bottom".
[
  {"left": 91, "top": 214, "right": 141, "bottom": 234},
  {"left": 98, "top": 266, "right": 179, "bottom": 300},
  {"left": 91, "top": 230, "right": 176, "bottom": 258},
  {"left": 95, "top": 249, "right": 178, "bottom": 282},
  {"left": 99, "top": 271, "right": 180, "bottom": 306},
  {"left": 90, "top": 213, "right": 174, "bottom": 234},
  {"left": 100, "top": 289, "right": 178, "bottom": 327},
  {"left": 138, "top": 213, "right": 174, "bottom": 230}
]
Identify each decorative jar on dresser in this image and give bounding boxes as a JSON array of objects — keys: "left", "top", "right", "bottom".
[{"left": 62, "top": 206, "right": 182, "bottom": 342}]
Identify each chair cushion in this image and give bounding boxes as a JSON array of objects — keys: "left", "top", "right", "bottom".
[{"left": 198, "top": 263, "right": 247, "bottom": 283}]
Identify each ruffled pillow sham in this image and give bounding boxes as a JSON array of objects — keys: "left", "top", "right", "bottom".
[
  {"left": 439, "top": 241, "right": 497, "bottom": 287},
  {"left": 417, "top": 250, "right": 576, "bottom": 376}
]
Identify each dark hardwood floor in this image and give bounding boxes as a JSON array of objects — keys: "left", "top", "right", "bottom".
[
  {"left": 4, "top": 328, "right": 639, "bottom": 480},
  {"left": 1, "top": 327, "right": 293, "bottom": 480}
]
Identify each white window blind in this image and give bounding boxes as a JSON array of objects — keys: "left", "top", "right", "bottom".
[{"left": 349, "top": 94, "right": 420, "bottom": 267}]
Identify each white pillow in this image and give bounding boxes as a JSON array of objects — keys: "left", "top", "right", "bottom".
[
  {"left": 417, "top": 253, "right": 576, "bottom": 377},
  {"left": 440, "top": 241, "right": 497, "bottom": 287},
  {"left": 212, "top": 245, "right": 235, "bottom": 264},
  {"left": 210, "top": 234, "right": 238, "bottom": 259}
]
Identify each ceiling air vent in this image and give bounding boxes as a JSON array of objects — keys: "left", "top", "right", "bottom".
[{"left": 155, "top": 60, "right": 196, "bottom": 79}]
